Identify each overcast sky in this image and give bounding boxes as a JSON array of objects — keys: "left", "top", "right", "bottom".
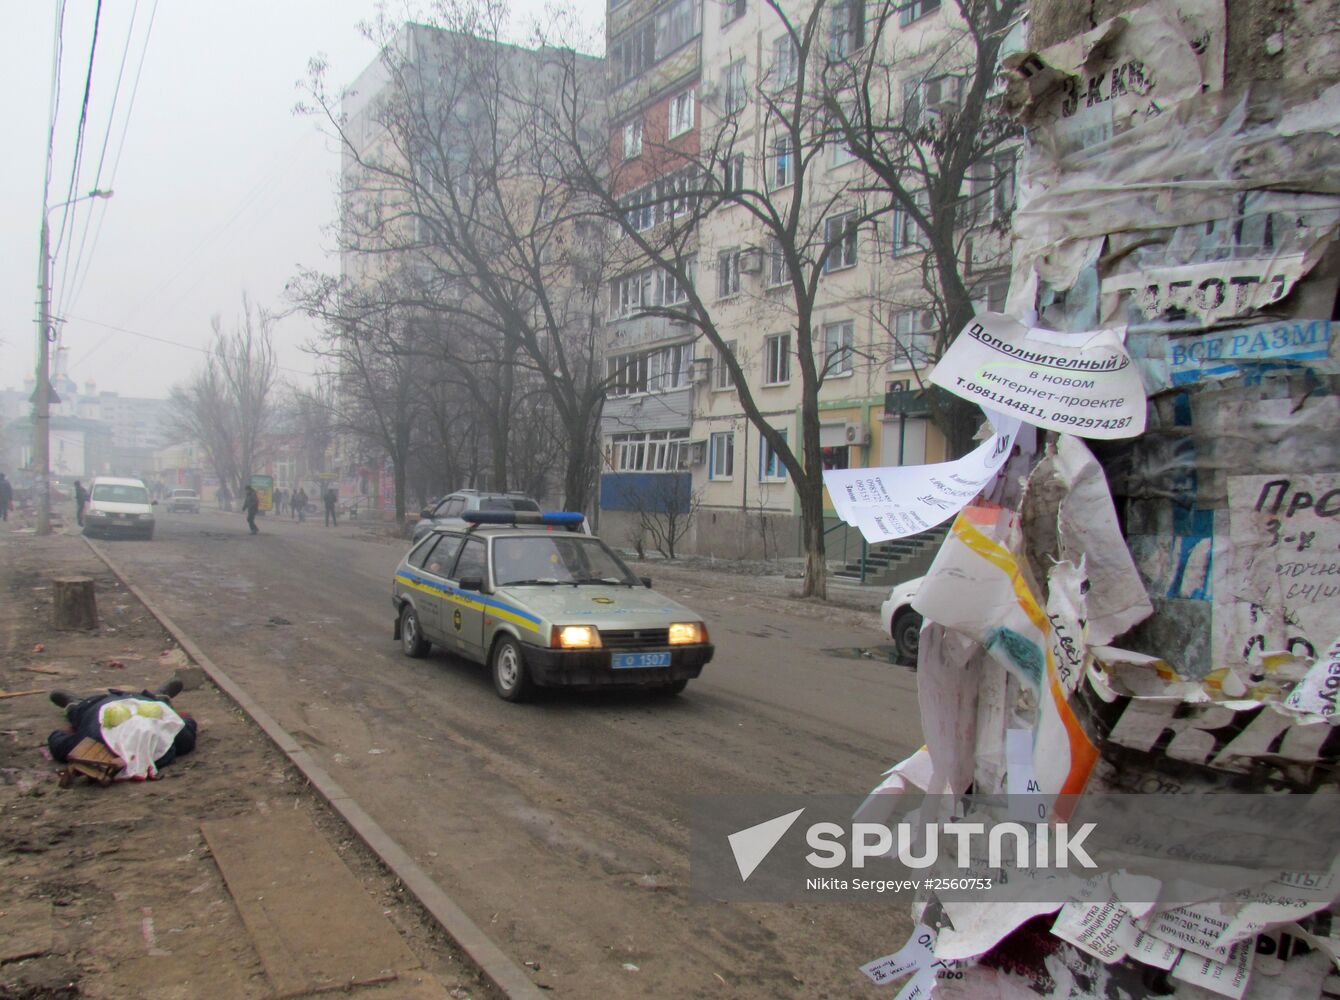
[{"left": 1, "top": 0, "right": 601, "bottom": 402}]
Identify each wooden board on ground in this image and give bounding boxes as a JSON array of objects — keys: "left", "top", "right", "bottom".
[{"left": 201, "top": 810, "right": 423, "bottom": 998}]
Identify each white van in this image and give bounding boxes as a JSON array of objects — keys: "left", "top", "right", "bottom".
[{"left": 84, "top": 476, "right": 156, "bottom": 540}]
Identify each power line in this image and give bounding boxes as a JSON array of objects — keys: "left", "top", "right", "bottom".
[
  {"left": 62, "top": 313, "right": 318, "bottom": 378},
  {"left": 58, "top": 0, "right": 142, "bottom": 323},
  {"left": 51, "top": 0, "right": 105, "bottom": 272},
  {"left": 40, "top": 1, "right": 69, "bottom": 221}
]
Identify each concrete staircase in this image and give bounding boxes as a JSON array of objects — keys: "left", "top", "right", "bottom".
[{"left": 830, "top": 524, "right": 950, "bottom": 588}]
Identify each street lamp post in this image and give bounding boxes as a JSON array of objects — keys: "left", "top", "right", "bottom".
[{"left": 34, "top": 188, "right": 112, "bottom": 536}]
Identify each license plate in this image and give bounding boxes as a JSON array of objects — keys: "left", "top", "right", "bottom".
[{"left": 612, "top": 651, "right": 671, "bottom": 669}]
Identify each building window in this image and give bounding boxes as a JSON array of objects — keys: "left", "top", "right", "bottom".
[
  {"left": 890, "top": 194, "right": 927, "bottom": 255},
  {"left": 823, "top": 212, "right": 858, "bottom": 272},
  {"left": 771, "top": 135, "right": 794, "bottom": 188},
  {"left": 611, "top": 430, "right": 690, "bottom": 471},
  {"left": 621, "top": 189, "right": 655, "bottom": 232},
  {"left": 822, "top": 320, "right": 855, "bottom": 376},
  {"left": 760, "top": 429, "right": 788, "bottom": 481},
  {"left": 658, "top": 263, "right": 694, "bottom": 306},
  {"left": 610, "top": 270, "right": 653, "bottom": 318},
  {"left": 668, "top": 88, "right": 696, "bottom": 138},
  {"left": 898, "top": 0, "right": 941, "bottom": 27},
  {"left": 828, "top": 0, "right": 866, "bottom": 59},
  {"left": 709, "top": 431, "right": 735, "bottom": 479},
  {"left": 607, "top": 352, "right": 650, "bottom": 395},
  {"left": 611, "top": 21, "right": 655, "bottom": 86},
  {"left": 770, "top": 35, "right": 798, "bottom": 89},
  {"left": 656, "top": 0, "right": 700, "bottom": 60},
  {"left": 723, "top": 59, "right": 747, "bottom": 114},
  {"left": 970, "top": 152, "right": 1016, "bottom": 224},
  {"left": 766, "top": 238, "right": 787, "bottom": 287},
  {"left": 717, "top": 248, "right": 741, "bottom": 297},
  {"left": 648, "top": 343, "right": 693, "bottom": 391},
  {"left": 827, "top": 113, "right": 856, "bottom": 166},
  {"left": 764, "top": 332, "right": 791, "bottom": 385},
  {"left": 622, "top": 119, "right": 644, "bottom": 160},
  {"left": 713, "top": 339, "right": 737, "bottom": 389},
  {"left": 722, "top": 153, "right": 745, "bottom": 193},
  {"left": 721, "top": 0, "right": 746, "bottom": 26},
  {"left": 891, "top": 308, "right": 936, "bottom": 369},
  {"left": 821, "top": 446, "right": 849, "bottom": 471}
]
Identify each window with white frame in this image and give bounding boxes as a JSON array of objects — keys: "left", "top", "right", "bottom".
[
  {"left": 621, "top": 189, "right": 655, "bottom": 232},
  {"left": 717, "top": 248, "right": 741, "bottom": 297},
  {"left": 668, "top": 88, "right": 696, "bottom": 138},
  {"left": 764, "top": 332, "right": 791, "bottom": 385},
  {"left": 656, "top": 0, "right": 700, "bottom": 59},
  {"left": 647, "top": 343, "right": 693, "bottom": 391},
  {"left": 658, "top": 261, "right": 694, "bottom": 306},
  {"left": 971, "top": 152, "right": 1016, "bottom": 223},
  {"left": 622, "top": 119, "right": 644, "bottom": 160},
  {"left": 759, "top": 428, "right": 788, "bottom": 480},
  {"left": 898, "top": 0, "right": 941, "bottom": 26},
  {"left": 890, "top": 308, "right": 936, "bottom": 369},
  {"left": 713, "top": 339, "right": 737, "bottom": 389},
  {"left": 709, "top": 431, "right": 735, "bottom": 479},
  {"left": 722, "top": 153, "right": 745, "bottom": 193},
  {"left": 822, "top": 320, "right": 855, "bottom": 376},
  {"left": 721, "top": 0, "right": 746, "bottom": 26},
  {"left": 611, "top": 430, "right": 690, "bottom": 471},
  {"left": 770, "top": 34, "right": 798, "bottom": 89},
  {"left": 658, "top": 169, "right": 697, "bottom": 221},
  {"left": 827, "top": 112, "right": 856, "bottom": 165},
  {"left": 609, "top": 270, "right": 653, "bottom": 318},
  {"left": 828, "top": 0, "right": 865, "bottom": 58},
  {"left": 771, "top": 135, "right": 794, "bottom": 188},
  {"left": 723, "top": 59, "right": 747, "bottom": 114},
  {"left": 607, "top": 352, "right": 649, "bottom": 395},
  {"left": 766, "top": 238, "right": 787, "bottom": 287},
  {"left": 823, "top": 212, "right": 858, "bottom": 272},
  {"left": 890, "top": 193, "right": 927, "bottom": 255},
  {"left": 970, "top": 279, "right": 1009, "bottom": 316}
]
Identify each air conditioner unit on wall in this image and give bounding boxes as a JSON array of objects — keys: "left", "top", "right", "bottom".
[
  {"left": 845, "top": 424, "right": 872, "bottom": 446},
  {"left": 738, "top": 247, "right": 762, "bottom": 274},
  {"left": 688, "top": 440, "right": 708, "bottom": 465}
]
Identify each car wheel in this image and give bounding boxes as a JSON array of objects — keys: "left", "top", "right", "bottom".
[
  {"left": 399, "top": 604, "right": 430, "bottom": 658},
  {"left": 892, "top": 609, "right": 922, "bottom": 665},
  {"left": 655, "top": 679, "right": 689, "bottom": 696},
  {"left": 491, "top": 635, "right": 532, "bottom": 703},
  {"left": 143, "top": 527, "right": 154, "bottom": 540}
]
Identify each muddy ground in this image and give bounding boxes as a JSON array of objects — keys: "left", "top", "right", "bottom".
[{"left": 0, "top": 525, "right": 499, "bottom": 1000}]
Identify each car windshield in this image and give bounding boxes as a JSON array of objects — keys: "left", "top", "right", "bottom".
[
  {"left": 172, "top": 490, "right": 196, "bottom": 498},
  {"left": 91, "top": 484, "right": 149, "bottom": 504},
  {"left": 480, "top": 497, "right": 540, "bottom": 512},
  {"left": 492, "top": 536, "right": 637, "bottom": 587}
]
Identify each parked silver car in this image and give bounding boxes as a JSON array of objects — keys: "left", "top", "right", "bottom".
[{"left": 166, "top": 488, "right": 201, "bottom": 513}]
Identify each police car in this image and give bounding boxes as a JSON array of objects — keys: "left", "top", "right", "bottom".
[{"left": 391, "top": 511, "right": 714, "bottom": 701}]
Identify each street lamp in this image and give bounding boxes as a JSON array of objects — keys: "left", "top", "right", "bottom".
[{"left": 34, "top": 188, "right": 113, "bottom": 536}]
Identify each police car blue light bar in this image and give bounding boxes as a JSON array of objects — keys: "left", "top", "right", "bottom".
[{"left": 462, "top": 510, "right": 586, "bottom": 526}]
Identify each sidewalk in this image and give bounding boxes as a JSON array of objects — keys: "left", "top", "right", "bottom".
[{"left": 0, "top": 522, "right": 500, "bottom": 1000}]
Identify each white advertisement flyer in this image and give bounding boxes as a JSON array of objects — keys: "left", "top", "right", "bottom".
[
  {"left": 929, "top": 312, "right": 1146, "bottom": 440},
  {"left": 824, "top": 412, "right": 1020, "bottom": 543}
]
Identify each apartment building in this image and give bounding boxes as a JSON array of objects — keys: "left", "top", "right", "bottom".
[{"left": 597, "top": 0, "right": 705, "bottom": 545}]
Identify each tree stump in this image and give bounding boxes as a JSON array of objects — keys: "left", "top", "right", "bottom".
[{"left": 53, "top": 577, "right": 98, "bottom": 630}]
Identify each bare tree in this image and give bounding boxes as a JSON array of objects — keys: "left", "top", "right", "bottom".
[
  {"left": 299, "top": 2, "right": 611, "bottom": 513},
  {"left": 170, "top": 294, "right": 279, "bottom": 494},
  {"left": 823, "top": 0, "right": 1025, "bottom": 453},
  {"left": 626, "top": 474, "right": 701, "bottom": 560},
  {"left": 547, "top": 1, "right": 903, "bottom": 599}
]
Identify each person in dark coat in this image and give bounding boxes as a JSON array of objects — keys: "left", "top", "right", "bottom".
[
  {"left": 74, "top": 479, "right": 88, "bottom": 526},
  {"left": 47, "top": 679, "right": 196, "bottom": 774},
  {"left": 0, "top": 472, "right": 12, "bottom": 521},
  {"left": 243, "top": 485, "right": 260, "bottom": 534},
  {"left": 293, "top": 487, "right": 308, "bottom": 521},
  {"left": 323, "top": 487, "right": 338, "bottom": 527}
]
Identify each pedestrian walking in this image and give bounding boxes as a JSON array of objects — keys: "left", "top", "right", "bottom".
[
  {"left": 294, "top": 487, "right": 308, "bottom": 521},
  {"left": 218, "top": 483, "right": 231, "bottom": 512},
  {"left": 323, "top": 487, "right": 338, "bottom": 527},
  {"left": 74, "top": 479, "right": 88, "bottom": 527},
  {"left": 0, "top": 472, "right": 11, "bottom": 522},
  {"left": 273, "top": 488, "right": 285, "bottom": 518},
  {"left": 243, "top": 485, "right": 260, "bottom": 534}
]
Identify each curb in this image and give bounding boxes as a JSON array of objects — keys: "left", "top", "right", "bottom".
[{"left": 83, "top": 536, "right": 547, "bottom": 1000}]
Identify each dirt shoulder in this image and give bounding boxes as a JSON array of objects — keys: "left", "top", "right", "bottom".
[{"left": 0, "top": 524, "right": 499, "bottom": 1000}]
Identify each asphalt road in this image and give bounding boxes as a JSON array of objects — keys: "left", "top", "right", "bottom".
[{"left": 95, "top": 508, "right": 924, "bottom": 998}]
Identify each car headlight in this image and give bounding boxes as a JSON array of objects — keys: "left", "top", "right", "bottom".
[
  {"left": 87, "top": 509, "right": 107, "bottom": 518},
  {"left": 554, "top": 625, "right": 601, "bottom": 649},
  {"left": 668, "top": 622, "right": 707, "bottom": 645},
  {"left": 139, "top": 513, "right": 154, "bottom": 521}
]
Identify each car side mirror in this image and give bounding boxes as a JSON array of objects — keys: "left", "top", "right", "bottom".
[
  {"left": 458, "top": 576, "right": 484, "bottom": 592},
  {"left": 420, "top": 508, "right": 432, "bottom": 519},
  {"left": 641, "top": 577, "right": 652, "bottom": 589}
]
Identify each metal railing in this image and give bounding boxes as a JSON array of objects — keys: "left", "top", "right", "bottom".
[{"left": 823, "top": 518, "right": 869, "bottom": 583}]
